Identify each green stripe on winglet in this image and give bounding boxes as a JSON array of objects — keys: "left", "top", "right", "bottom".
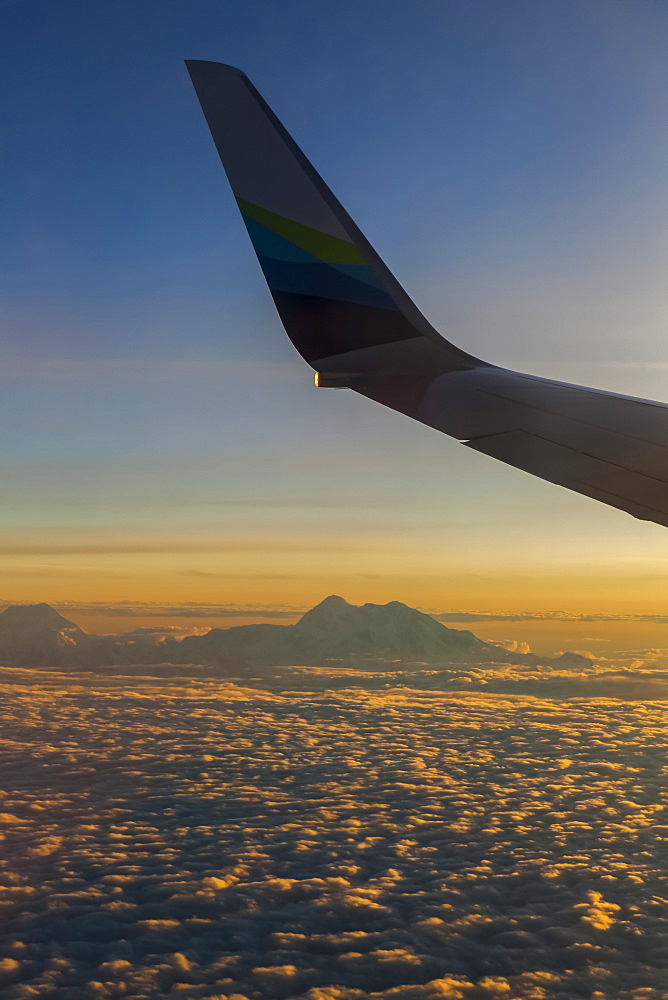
[{"left": 237, "top": 198, "right": 367, "bottom": 266}]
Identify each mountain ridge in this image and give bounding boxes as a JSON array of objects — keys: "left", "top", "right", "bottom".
[{"left": 0, "top": 596, "right": 592, "bottom": 674}]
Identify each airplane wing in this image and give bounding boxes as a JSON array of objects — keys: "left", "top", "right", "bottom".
[{"left": 186, "top": 59, "right": 668, "bottom": 529}]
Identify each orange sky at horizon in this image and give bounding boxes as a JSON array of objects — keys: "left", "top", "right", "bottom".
[{"left": 3, "top": 525, "right": 668, "bottom": 615}]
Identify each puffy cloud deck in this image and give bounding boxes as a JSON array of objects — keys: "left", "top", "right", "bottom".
[{"left": 1, "top": 672, "right": 667, "bottom": 999}]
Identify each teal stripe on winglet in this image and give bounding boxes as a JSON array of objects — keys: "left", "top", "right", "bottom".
[
  {"left": 257, "top": 256, "right": 398, "bottom": 311},
  {"left": 242, "top": 216, "right": 386, "bottom": 291},
  {"left": 243, "top": 217, "right": 316, "bottom": 263}
]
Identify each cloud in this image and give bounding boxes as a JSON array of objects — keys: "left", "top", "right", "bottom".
[
  {"left": 0, "top": 356, "right": 303, "bottom": 385},
  {"left": 9, "top": 601, "right": 302, "bottom": 620},
  {"left": 179, "top": 570, "right": 294, "bottom": 580},
  {"left": 0, "top": 670, "right": 667, "bottom": 998},
  {"left": 434, "top": 611, "right": 668, "bottom": 624},
  {"left": 0, "top": 541, "right": 361, "bottom": 557}
]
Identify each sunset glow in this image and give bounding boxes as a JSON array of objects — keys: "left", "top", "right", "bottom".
[{"left": 4, "top": 4, "right": 668, "bottom": 620}]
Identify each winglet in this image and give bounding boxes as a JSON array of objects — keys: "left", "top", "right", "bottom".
[{"left": 185, "top": 59, "right": 480, "bottom": 381}]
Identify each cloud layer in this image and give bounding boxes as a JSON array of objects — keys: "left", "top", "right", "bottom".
[{"left": 1, "top": 670, "right": 667, "bottom": 998}]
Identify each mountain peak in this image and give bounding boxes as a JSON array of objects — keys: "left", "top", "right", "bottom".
[
  {"left": 291, "top": 595, "right": 492, "bottom": 660},
  {"left": 297, "top": 595, "right": 356, "bottom": 632},
  {"left": 0, "top": 603, "right": 84, "bottom": 636},
  {"left": 315, "top": 595, "right": 350, "bottom": 610}
]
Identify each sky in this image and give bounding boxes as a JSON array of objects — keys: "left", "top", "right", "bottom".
[{"left": 3, "top": 0, "right": 668, "bottom": 613}]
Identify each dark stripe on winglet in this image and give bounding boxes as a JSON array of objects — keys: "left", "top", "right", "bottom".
[{"left": 271, "top": 292, "right": 421, "bottom": 362}]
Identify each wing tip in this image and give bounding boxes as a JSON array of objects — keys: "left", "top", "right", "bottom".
[{"left": 185, "top": 59, "right": 248, "bottom": 80}]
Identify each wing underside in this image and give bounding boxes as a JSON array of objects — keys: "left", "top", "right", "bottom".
[
  {"left": 416, "top": 368, "right": 668, "bottom": 526},
  {"left": 186, "top": 59, "right": 668, "bottom": 529}
]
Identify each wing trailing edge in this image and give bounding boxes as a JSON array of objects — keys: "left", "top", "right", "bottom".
[{"left": 186, "top": 60, "right": 668, "bottom": 529}]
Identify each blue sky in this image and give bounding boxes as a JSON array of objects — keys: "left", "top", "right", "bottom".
[{"left": 3, "top": 0, "right": 668, "bottom": 609}]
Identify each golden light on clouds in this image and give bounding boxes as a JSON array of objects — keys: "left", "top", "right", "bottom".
[{"left": 2, "top": 667, "right": 668, "bottom": 998}]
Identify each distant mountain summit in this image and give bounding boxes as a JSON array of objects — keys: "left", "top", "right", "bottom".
[
  {"left": 0, "top": 603, "right": 84, "bottom": 638},
  {"left": 297, "top": 594, "right": 358, "bottom": 632},
  {"left": 0, "top": 602, "right": 85, "bottom": 669},
  {"left": 293, "top": 596, "right": 497, "bottom": 661}
]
